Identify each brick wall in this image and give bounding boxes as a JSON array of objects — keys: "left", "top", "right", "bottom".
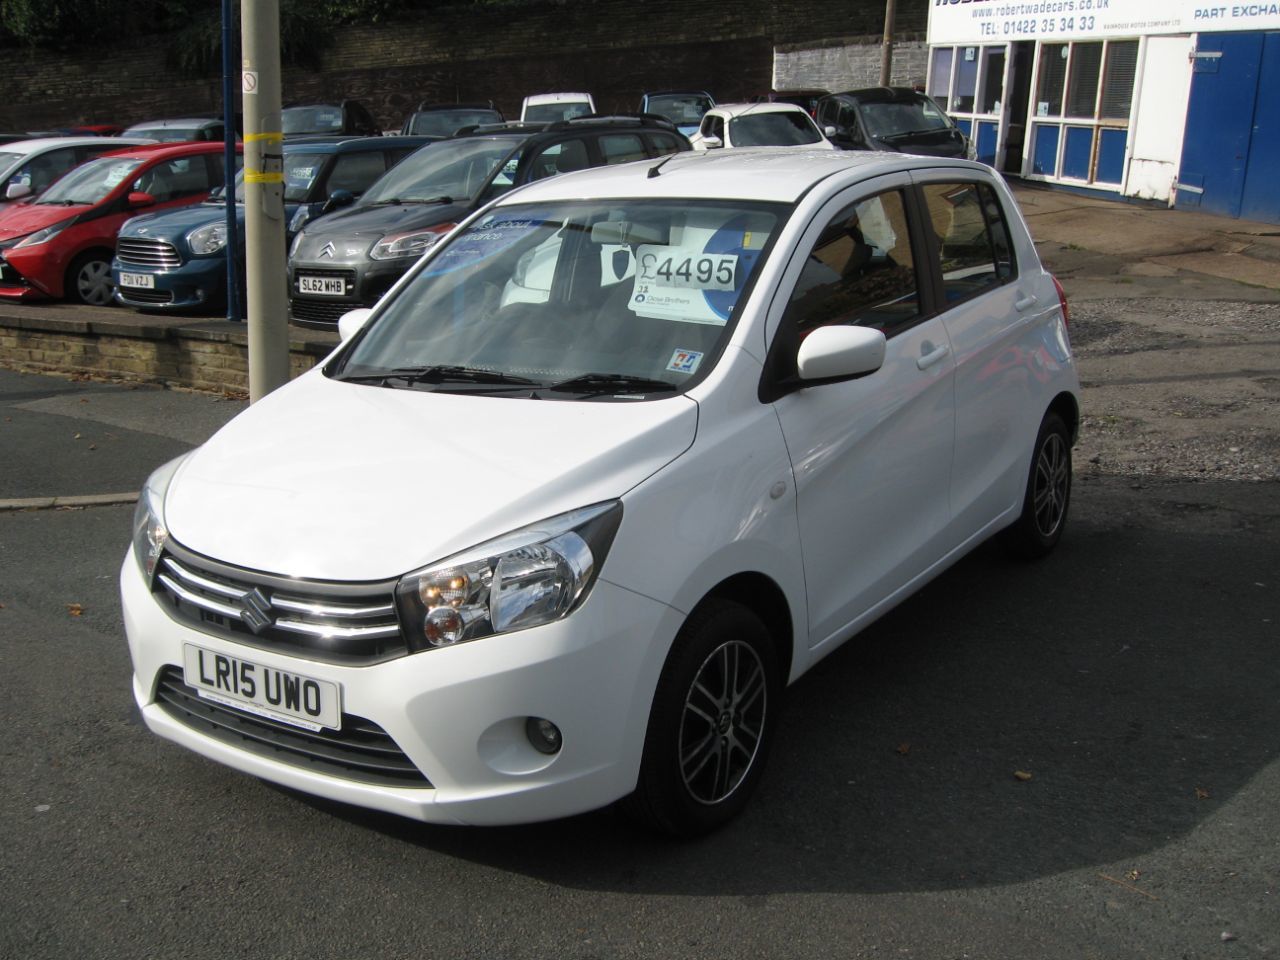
[{"left": 0, "top": 0, "right": 927, "bottom": 131}]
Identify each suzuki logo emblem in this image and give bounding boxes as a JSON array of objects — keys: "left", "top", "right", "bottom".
[
  {"left": 319, "top": 241, "right": 337, "bottom": 259},
  {"left": 238, "top": 587, "right": 273, "bottom": 635}
]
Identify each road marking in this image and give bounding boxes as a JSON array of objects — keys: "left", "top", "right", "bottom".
[{"left": 0, "top": 492, "right": 138, "bottom": 512}]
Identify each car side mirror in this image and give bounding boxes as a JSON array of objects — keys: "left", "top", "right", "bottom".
[
  {"left": 823, "top": 125, "right": 838, "bottom": 138},
  {"left": 701, "top": 135, "right": 723, "bottom": 150},
  {"left": 321, "top": 189, "right": 356, "bottom": 215},
  {"left": 797, "top": 325, "right": 886, "bottom": 381},
  {"left": 337, "top": 307, "right": 373, "bottom": 342},
  {"left": 5, "top": 181, "right": 31, "bottom": 200},
  {"left": 127, "top": 191, "right": 156, "bottom": 208},
  {"left": 208, "top": 184, "right": 226, "bottom": 201}
]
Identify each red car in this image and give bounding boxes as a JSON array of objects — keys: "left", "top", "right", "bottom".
[{"left": 0, "top": 141, "right": 240, "bottom": 305}]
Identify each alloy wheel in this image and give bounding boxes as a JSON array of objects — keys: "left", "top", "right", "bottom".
[
  {"left": 1032, "top": 432, "right": 1070, "bottom": 538},
  {"left": 679, "top": 639, "right": 767, "bottom": 806}
]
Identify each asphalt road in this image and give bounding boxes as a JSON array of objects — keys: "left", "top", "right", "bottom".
[{"left": 2, "top": 367, "right": 1277, "bottom": 958}]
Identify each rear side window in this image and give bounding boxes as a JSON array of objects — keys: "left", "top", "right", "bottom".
[
  {"left": 920, "top": 182, "right": 1017, "bottom": 304},
  {"left": 599, "top": 134, "right": 647, "bottom": 165},
  {"left": 324, "top": 151, "right": 387, "bottom": 195},
  {"left": 783, "top": 189, "right": 921, "bottom": 340},
  {"left": 529, "top": 139, "right": 589, "bottom": 181},
  {"left": 646, "top": 133, "right": 683, "bottom": 156}
]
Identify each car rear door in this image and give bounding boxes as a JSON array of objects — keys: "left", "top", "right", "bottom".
[{"left": 763, "top": 173, "right": 957, "bottom": 649}]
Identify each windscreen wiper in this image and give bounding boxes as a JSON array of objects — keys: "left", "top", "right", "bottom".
[
  {"left": 339, "top": 365, "right": 538, "bottom": 387},
  {"left": 547, "top": 373, "right": 679, "bottom": 395},
  {"left": 878, "top": 129, "right": 946, "bottom": 142},
  {"left": 363, "top": 196, "right": 454, "bottom": 207}
]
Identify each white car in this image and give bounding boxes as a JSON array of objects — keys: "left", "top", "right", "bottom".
[
  {"left": 520, "top": 92, "right": 596, "bottom": 124},
  {"left": 688, "top": 102, "right": 837, "bottom": 151},
  {"left": 123, "top": 149, "right": 1079, "bottom": 837},
  {"left": 0, "top": 136, "right": 155, "bottom": 203}
]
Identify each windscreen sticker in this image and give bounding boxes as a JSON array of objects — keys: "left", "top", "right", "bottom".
[
  {"left": 288, "top": 165, "right": 317, "bottom": 182},
  {"left": 422, "top": 215, "right": 550, "bottom": 277},
  {"left": 666, "top": 349, "right": 704, "bottom": 375},
  {"left": 630, "top": 245, "right": 737, "bottom": 326},
  {"left": 103, "top": 163, "right": 133, "bottom": 188}
]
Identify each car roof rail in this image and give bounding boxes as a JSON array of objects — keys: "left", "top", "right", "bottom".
[
  {"left": 547, "top": 113, "right": 676, "bottom": 132},
  {"left": 414, "top": 100, "right": 498, "bottom": 112},
  {"left": 453, "top": 120, "right": 546, "bottom": 137}
]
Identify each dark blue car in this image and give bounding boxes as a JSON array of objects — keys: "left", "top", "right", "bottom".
[{"left": 112, "top": 135, "right": 432, "bottom": 313}]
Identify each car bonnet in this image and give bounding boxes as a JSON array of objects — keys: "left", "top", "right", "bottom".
[{"left": 162, "top": 369, "right": 699, "bottom": 582}]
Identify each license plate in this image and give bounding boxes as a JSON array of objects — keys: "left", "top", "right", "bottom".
[
  {"left": 298, "top": 275, "right": 346, "bottom": 296},
  {"left": 119, "top": 272, "right": 155, "bottom": 289},
  {"left": 182, "top": 644, "right": 341, "bottom": 731}
]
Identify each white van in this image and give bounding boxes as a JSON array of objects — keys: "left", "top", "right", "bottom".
[{"left": 520, "top": 92, "right": 596, "bottom": 123}]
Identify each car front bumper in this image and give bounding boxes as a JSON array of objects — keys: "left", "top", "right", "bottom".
[
  {"left": 113, "top": 256, "right": 227, "bottom": 311},
  {"left": 121, "top": 549, "right": 679, "bottom": 826}
]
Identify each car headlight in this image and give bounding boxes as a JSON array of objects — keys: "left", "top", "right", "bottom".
[
  {"left": 394, "top": 502, "right": 622, "bottom": 650},
  {"left": 368, "top": 223, "right": 454, "bottom": 261},
  {"left": 187, "top": 222, "right": 227, "bottom": 256},
  {"left": 14, "top": 220, "right": 72, "bottom": 249},
  {"left": 289, "top": 206, "right": 311, "bottom": 235},
  {"left": 288, "top": 228, "right": 306, "bottom": 259},
  {"left": 131, "top": 454, "right": 188, "bottom": 585}
]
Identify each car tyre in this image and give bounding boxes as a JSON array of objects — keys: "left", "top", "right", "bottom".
[
  {"left": 624, "top": 599, "right": 779, "bottom": 838},
  {"left": 1002, "top": 411, "right": 1072, "bottom": 559},
  {"left": 66, "top": 252, "right": 116, "bottom": 306}
]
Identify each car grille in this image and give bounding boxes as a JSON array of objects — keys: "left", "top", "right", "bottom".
[
  {"left": 117, "top": 237, "right": 182, "bottom": 268},
  {"left": 118, "top": 287, "right": 175, "bottom": 304},
  {"left": 153, "top": 539, "right": 407, "bottom": 664},
  {"left": 289, "top": 297, "right": 353, "bottom": 327},
  {"left": 154, "top": 666, "right": 431, "bottom": 786}
]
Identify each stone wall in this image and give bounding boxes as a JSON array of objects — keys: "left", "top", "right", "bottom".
[
  {"left": 774, "top": 35, "right": 930, "bottom": 92},
  {"left": 0, "top": 312, "right": 332, "bottom": 395},
  {"left": 0, "top": 0, "right": 927, "bottom": 131}
]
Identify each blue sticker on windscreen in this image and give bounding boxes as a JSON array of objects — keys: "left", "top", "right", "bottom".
[{"left": 422, "top": 215, "right": 551, "bottom": 277}]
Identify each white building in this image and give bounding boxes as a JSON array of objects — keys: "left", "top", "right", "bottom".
[{"left": 925, "top": 0, "right": 1280, "bottom": 222}]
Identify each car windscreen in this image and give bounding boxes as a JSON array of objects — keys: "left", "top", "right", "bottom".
[
  {"left": 523, "top": 102, "right": 591, "bottom": 123},
  {"left": 282, "top": 106, "right": 345, "bottom": 135},
  {"left": 645, "top": 95, "right": 713, "bottom": 125},
  {"left": 858, "top": 98, "right": 951, "bottom": 139},
  {"left": 406, "top": 110, "right": 503, "bottom": 137},
  {"left": 331, "top": 198, "right": 786, "bottom": 398},
  {"left": 729, "top": 112, "right": 823, "bottom": 147},
  {"left": 36, "top": 156, "right": 143, "bottom": 205},
  {"left": 358, "top": 138, "right": 522, "bottom": 206}
]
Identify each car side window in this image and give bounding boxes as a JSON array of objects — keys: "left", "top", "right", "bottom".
[
  {"left": 599, "top": 134, "right": 647, "bottom": 165},
  {"left": 782, "top": 189, "right": 921, "bottom": 343},
  {"left": 920, "top": 182, "right": 1018, "bottom": 304},
  {"left": 646, "top": 133, "right": 682, "bottom": 157},
  {"left": 325, "top": 152, "right": 387, "bottom": 195},
  {"left": 19, "top": 148, "right": 77, "bottom": 193},
  {"left": 135, "top": 157, "right": 210, "bottom": 202},
  {"left": 529, "top": 139, "right": 589, "bottom": 181}
]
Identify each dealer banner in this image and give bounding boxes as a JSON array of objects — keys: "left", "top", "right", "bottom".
[{"left": 928, "top": 0, "right": 1280, "bottom": 44}]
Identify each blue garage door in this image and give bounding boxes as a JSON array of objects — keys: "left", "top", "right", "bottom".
[{"left": 1178, "top": 31, "right": 1280, "bottom": 223}]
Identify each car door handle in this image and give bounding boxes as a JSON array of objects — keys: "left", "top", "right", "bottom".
[
  {"left": 1015, "top": 294, "right": 1039, "bottom": 312},
  {"left": 917, "top": 343, "right": 951, "bottom": 371}
]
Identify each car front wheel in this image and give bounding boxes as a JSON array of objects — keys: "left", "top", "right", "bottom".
[
  {"left": 67, "top": 252, "right": 115, "bottom": 306},
  {"left": 625, "top": 599, "right": 779, "bottom": 838}
]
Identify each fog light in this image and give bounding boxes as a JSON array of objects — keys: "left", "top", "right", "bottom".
[{"left": 525, "top": 717, "right": 562, "bottom": 755}]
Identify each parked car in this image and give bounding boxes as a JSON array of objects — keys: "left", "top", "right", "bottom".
[
  {"left": 122, "top": 118, "right": 227, "bottom": 142},
  {"left": 112, "top": 135, "right": 432, "bottom": 314},
  {"left": 0, "top": 136, "right": 156, "bottom": 205},
  {"left": 287, "top": 115, "right": 688, "bottom": 328},
  {"left": 520, "top": 92, "right": 595, "bottom": 123},
  {"left": 282, "top": 101, "right": 381, "bottom": 139},
  {"left": 688, "top": 102, "right": 836, "bottom": 151},
  {"left": 638, "top": 91, "right": 715, "bottom": 137},
  {"left": 757, "top": 88, "right": 829, "bottom": 115},
  {"left": 0, "top": 141, "right": 241, "bottom": 305},
  {"left": 123, "top": 148, "right": 1079, "bottom": 836},
  {"left": 400, "top": 102, "right": 504, "bottom": 138},
  {"left": 816, "top": 87, "right": 968, "bottom": 158}
]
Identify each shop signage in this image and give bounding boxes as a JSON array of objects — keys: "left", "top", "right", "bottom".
[{"left": 928, "top": 0, "right": 1280, "bottom": 43}]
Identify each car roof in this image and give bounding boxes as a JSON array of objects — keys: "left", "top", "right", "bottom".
[
  {"left": 283, "top": 135, "right": 432, "bottom": 155},
  {"left": 413, "top": 102, "right": 500, "bottom": 113},
  {"left": 124, "top": 118, "right": 221, "bottom": 129},
  {"left": 499, "top": 148, "right": 988, "bottom": 204},
  {"left": 709, "top": 102, "right": 813, "bottom": 118},
  {"left": 643, "top": 90, "right": 714, "bottom": 99},
  {"left": 0, "top": 136, "right": 154, "bottom": 155},
  {"left": 523, "top": 92, "right": 592, "bottom": 105},
  {"left": 830, "top": 87, "right": 930, "bottom": 103},
  {"left": 100, "top": 141, "right": 239, "bottom": 161}
]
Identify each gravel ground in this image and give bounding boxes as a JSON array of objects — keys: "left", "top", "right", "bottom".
[{"left": 1068, "top": 299, "right": 1280, "bottom": 483}]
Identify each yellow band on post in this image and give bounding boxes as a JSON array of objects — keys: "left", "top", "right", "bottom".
[
  {"left": 244, "top": 171, "right": 284, "bottom": 183},
  {"left": 243, "top": 131, "right": 284, "bottom": 143}
]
